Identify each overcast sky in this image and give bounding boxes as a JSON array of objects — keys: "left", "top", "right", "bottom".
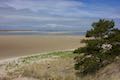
[{"left": 0, "top": 0, "right": 120, "bottom": 31}]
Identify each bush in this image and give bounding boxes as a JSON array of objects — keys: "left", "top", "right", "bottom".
[{"left": 75, "top": 56, "right": 101, "bottom": 75}]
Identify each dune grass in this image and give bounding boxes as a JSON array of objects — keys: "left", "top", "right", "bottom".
[
  {"left": 21, "top": 58, "right": 76, "bottom": 80},
  {"left": 5, "top": 51, "right": 76, "bottom": 69},
  {"left": 4, "top": 51, "right": 78, "bottom": 80},
  {"left": 1, "top": 51, "right": 120, "bottom": 80}
]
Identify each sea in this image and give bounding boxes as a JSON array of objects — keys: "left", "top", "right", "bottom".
[{"left": 0, "top": 31, "right": 86, "bottom": 36}]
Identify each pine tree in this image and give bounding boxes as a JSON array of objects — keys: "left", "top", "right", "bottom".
[{"left": 74, "top": 19, "right": 120, "bottom": 75}]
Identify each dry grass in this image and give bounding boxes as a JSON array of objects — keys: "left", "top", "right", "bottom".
[{"left": 21, "top": 58, "right": 76, "bottom": 80}]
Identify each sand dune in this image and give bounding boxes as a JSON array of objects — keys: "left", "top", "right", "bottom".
[{"left": 0, "top": 35, "right": 85, "bottom": 60}]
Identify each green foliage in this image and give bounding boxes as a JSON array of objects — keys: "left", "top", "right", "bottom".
[
  {"left": 73, "top": 47, "right": 87, "bottom": 54},
  {"left": 75, "top": 56, "right": 100, "bottom": 73},
  {"left": 74, "top": 19, "right": 120, "bottom": 76},
  {"left": 86, "top": 19, "right": 115, "bottom": 38}
]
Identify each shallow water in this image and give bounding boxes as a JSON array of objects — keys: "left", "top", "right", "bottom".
[{"left": 0, "top": 31, "right": 85, "bottom": 35}]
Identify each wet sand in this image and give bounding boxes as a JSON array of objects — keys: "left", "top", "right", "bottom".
[{"left": 0, "top": 35, "right": 85, "bottom": 60}]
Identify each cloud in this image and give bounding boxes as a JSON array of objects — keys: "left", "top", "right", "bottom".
[
  {"left": 0, "top": 0, "right": 120, "bottom": 30},
  {"left": 4, "top": 0, "right": 84, "bottom": 12}
]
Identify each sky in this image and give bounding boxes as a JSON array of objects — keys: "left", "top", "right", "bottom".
[{"left": 0, "top": 0, "right": 120, "bottom": 31}]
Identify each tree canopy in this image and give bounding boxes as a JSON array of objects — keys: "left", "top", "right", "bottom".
[{"left": 86, "top": 19, "right": 115, "bottom": 38}]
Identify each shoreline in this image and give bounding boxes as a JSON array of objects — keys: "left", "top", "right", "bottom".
[{"left": 0, "top": 31, "right": 85, "bottom": 36}]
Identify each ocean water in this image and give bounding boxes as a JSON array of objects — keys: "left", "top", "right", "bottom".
[{"left": 0, "top": 31, "right": 86, "bottom": 36}]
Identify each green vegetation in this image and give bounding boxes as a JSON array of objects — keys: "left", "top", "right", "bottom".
[
  {"left": 20, "top": 51, "right": 75, "bottom": 64},
  {"left": 74, "top": 19, "right": 120, "bottom": 76}
]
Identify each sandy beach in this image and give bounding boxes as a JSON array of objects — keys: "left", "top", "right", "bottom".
[{"left": 0, "top": 35, "right": 85, "bottom": 60}]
